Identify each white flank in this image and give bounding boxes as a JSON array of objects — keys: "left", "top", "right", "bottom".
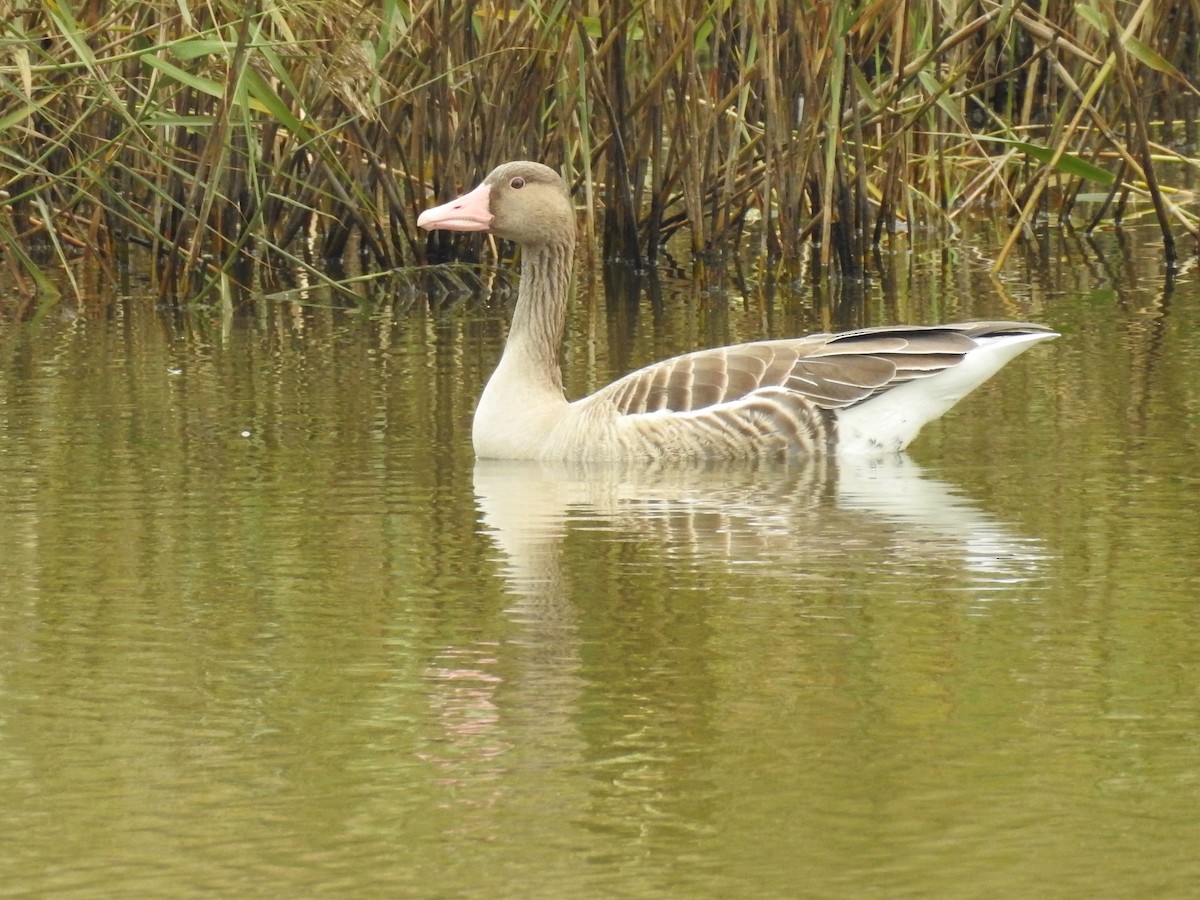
[{"left": 834, "top": 331, "right": 1056, "bottom": 455}]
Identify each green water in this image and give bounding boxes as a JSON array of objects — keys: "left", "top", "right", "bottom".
[{"left": 1, "top": 229, "right": 1198, "bottom": 897}]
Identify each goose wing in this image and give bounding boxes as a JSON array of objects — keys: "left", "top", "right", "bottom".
[{"left": 593, "top": 322, "right": 1046, "bottom": 416}]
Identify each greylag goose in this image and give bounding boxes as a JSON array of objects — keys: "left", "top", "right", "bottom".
[{"left": 417, "top": 161, "right": 1057, "bottom": 461}]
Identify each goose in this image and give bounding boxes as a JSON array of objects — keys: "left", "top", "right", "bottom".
[{"left": 417, "top": 161, "right": 1057, "bottom": 461}]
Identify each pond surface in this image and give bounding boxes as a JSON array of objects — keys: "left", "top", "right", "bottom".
[{"left": 1, "top": 227, "right": 1198, "bottom": 897}]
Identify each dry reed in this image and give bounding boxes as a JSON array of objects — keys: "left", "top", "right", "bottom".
[{"left": 1, "top": 0, "right": 1197, "bottom": 301}]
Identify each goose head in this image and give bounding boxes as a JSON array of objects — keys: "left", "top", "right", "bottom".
[{"left": 417, "top": 161, "right": 574, "bottom": 247}]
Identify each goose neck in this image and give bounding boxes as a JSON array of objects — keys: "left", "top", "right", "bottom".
[{"left": 503, "top": 239, "right": 574, "bottom": 396}]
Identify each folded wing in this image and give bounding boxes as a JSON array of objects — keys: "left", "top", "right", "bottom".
[{"left": 594, "top": 323, "right": 1043, "bottom": 415}]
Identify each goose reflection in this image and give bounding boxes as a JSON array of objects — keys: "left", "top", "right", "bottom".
[
  {"left": 462, "top": 458, "right": 1049, "bottom": 839},
  {"left": 473, "top": 455, "right": 1048, "bottom": 611}
]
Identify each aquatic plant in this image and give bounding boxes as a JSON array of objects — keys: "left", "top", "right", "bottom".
[{"left": 0, "top": 0, "right": 1195, "bottom": 301}]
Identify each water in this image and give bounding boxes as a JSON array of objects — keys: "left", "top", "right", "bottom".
[{"left": 1, "top": 229, "right": 1198, "bottom": 897}]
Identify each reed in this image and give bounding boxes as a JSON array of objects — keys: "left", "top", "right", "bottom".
[{"left": 1, "top": 0, "right": 1196, "bottom": 301}]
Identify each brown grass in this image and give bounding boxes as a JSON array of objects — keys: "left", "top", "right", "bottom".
[{"left": 1, "top": 0, "right": 1197, "bottom": 301}]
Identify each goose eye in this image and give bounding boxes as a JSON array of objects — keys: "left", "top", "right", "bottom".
[{"left": 510, "top": 177, "right": 526, "bottom": 189}]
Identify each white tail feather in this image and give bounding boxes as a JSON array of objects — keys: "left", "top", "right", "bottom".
[{"left": 834, "top": 332, "right": 1055, "bottom": 455}]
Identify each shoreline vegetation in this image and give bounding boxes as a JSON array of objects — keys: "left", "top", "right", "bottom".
[{"left": 1, "top": 0, "right": 1197, "bottom": 302}]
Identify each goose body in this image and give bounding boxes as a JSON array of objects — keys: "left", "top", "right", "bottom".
[{"left": 418, "top": 161, "right": 1057, "bottom": 461}]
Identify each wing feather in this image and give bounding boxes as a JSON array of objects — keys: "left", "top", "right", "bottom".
[{"left": 587, "top": 322, "right": 1051, "bottom": 418}]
